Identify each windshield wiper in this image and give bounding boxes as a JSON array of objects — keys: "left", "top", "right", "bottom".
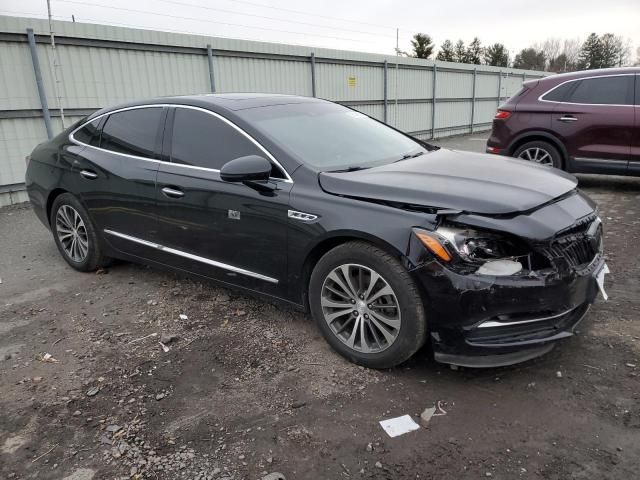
[
  {"left": 394, "top": 151, "right": 425, "bottom": 163},
  {"left": 327, "top": 166, "right": 371, "bottom": 173}
]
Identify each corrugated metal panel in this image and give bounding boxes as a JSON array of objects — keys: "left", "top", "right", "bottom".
[
  {"left": 474, "top": 99, "right": 501, "bottom": 124},
  {"left": 386, "top": 102, "right": 432, "bottom": 132},
  {"left": 37, "top": 44, "right": 211, "bottom": 109},
  {"left": 215, "top": 57, "right": 311, "bottom": 95},
  {"left": 434, "top": 100, "right": 472, "bottom": 129},
  {"left": 475, "top": 74, "right": 500, "bottom": 98},
  {"left": 436, "top": 70, "right": 474, "bottom": 98},
  {"left": 0, "top": 42, "right": 40, "bottom": 110},
  {"left": 316, "top": 63, "right": 384, "bottom": 101},
  {"left": 0, "top": 118, "right": 47, "bottom": 186}
]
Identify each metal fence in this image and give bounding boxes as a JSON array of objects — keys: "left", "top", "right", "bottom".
[{"left": 0, "top": 15, "right": 549, "bottom": 206}]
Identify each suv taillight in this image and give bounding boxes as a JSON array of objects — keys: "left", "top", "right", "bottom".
[{"left": 494, "top": 110, "right": 511, "bottom": 120}]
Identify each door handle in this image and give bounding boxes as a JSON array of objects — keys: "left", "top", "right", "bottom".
[
  {"left": 558, "top": 116, "right": 578, "bottom": 122},
  {"left": 80, "top": 169, "right": 98, "bottom": 179},
  {"left": 161, "top": 186, "right": 185, "bottom": 198}
]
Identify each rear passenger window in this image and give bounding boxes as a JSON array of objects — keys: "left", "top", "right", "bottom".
[
  {"left": 541, "top": 81, "right": 576, "bottom": 102},
  {"left": 73, "top": 119, "right": 101, "bottom": 146},
  {"left": 100, "top": 107, "right": 163, "bottom": 157},
  {"left": 566, "top": 76, "right": 634, "bottom": 105},
  {"left": 171, "top": 108, "right": 269, "bottom": 172}
]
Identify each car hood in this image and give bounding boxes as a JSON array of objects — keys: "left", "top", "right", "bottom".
[{"left": 318, "top": 149, "right": 578, "bottom": 215}]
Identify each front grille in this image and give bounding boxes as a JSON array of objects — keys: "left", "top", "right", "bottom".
[{"left": 539, "top": 215, "right": 602, "bottom": 272}]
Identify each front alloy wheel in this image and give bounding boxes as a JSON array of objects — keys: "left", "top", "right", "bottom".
[
  {"left": 309, "top": 241, "right": 427, "bottom": 369},
  {"left": 321, "top": 264, "right": 401, "bottom": 353}
]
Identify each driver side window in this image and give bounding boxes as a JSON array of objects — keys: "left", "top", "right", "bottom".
[{"left": 170, "top": 108, "right": 285, "bottom": 178}]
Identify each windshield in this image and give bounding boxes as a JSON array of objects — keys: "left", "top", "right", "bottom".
[{"left": 238, "top": 102, "right": 429, "bottom": 171}]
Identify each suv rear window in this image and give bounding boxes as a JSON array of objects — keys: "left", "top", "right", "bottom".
[{"left": 541, "top": 81, "right": 576, "bottom": 102}]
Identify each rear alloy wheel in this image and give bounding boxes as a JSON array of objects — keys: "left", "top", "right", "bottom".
[
  {"left": 309, "top": 241, "right": 427, "bottom": 369},
  {"left": 514, "top": 141, "right": 562, "bottom": 168},
  {"left": 50, "top": 193, "right": 110, "bottom": 272}
]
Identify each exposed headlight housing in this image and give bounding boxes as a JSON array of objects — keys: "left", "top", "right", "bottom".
[{"left": 413, "top": 225, "right": 529, "bottom": 276}]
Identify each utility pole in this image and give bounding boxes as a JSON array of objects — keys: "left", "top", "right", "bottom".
[{"left": 47, "top": 0, "right": 66, "bottom": 128}]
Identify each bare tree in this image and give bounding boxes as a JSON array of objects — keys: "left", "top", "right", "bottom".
[
  {"left": 537, "top": 38, "right": 561, "bottom": 68},
  {"left": 561, "top": 38, "right": 581, "bottom": 71}
]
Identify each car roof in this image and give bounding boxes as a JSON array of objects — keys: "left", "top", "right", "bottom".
[
  {"left": 87, "top": 93, "right": 326, "bottom": 120},
  {"left": 542, "top": 67, "right": 640, "bottom": 83}
]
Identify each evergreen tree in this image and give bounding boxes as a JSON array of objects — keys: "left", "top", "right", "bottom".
[
  {"left": 513, "top": 48, "right": 546, "bottom": 70},
  {"left": 577, "top": 33, "right": 603, "bottom": 69},
  {"left": 436, "top": 39, "right": 456, "bottom": 62},
  {"left": 466, "top": 37, "right": 483, "bottom": 65},
  {"left": 454, "top": 40, "right": 467, "bottom": 63},
  {"left": 410, "top": 33, "right": 435, "bottom": 59},
  {"left": 484, "top": 43, "right": 509, "bottom": 66}
]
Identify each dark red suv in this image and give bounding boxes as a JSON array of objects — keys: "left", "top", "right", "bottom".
[{"left": 487, "top": 68, "right": 639, "bottom": 176}]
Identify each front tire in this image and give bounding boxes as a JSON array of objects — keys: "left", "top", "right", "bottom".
[
  {"left": 309, "top": 241, "right": 427, "bottom": 369},
  {"left": 50, "top": 193, "right": 109, "bottom": 272},
  {"left": 513, "top": 140, "right": 562, "bottom": 169}
]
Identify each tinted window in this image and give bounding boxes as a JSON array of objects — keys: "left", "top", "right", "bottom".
[
  {"left": 636, "top": 76, "right": 639, "bottom": 105},
  {"left": 73, "top": 119, "right": 101, "bottom": 146},
  {"left": 171, "top": 108, "right": 271, "bottom": 173},
  {"left": 542, "top": 81, "right": 576, "bottom": 102},
  {"left": 566, "top": 76, "right": 634, "bottom": 105},
  {"left": 237, "top": 102, "right": 428, "bottom": 171},
  {"left": 100, "top": 108, "right": 163, "bottom": 157}
]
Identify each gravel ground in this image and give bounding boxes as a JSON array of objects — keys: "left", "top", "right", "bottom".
[{"left": 1, "top": 135, "right": 639, "bottom": 479}]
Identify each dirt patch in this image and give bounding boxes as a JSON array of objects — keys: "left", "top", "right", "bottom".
[{"left": 1, "top": 174, "right": 639, "bottom": 479}]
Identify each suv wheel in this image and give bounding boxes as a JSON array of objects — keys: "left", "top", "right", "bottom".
[
  {"left": 514, "top": 141, "right": 562, "bottom": 168},
  {"left": 50, "top": 193, "right": 110, "bottom": 272},
  {"left": 309, "top": 241, "right": 427, "bottom": 369}
]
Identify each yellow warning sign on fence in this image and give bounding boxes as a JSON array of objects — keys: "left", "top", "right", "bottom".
[{"left": 347, "top": 76, "right": 357, "bottom": 87}]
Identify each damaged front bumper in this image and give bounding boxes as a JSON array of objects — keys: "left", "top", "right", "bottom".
[{"left": 412, "top": 254, "right": 605, "bottom": 368}]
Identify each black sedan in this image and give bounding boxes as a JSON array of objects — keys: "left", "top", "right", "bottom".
[{"left": 25, "top": 94, "right": 608, "bottom": 368}]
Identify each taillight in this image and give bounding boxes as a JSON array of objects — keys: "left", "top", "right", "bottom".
[{"left": 494, "top": 110, "right": 511, "bottom": 120}]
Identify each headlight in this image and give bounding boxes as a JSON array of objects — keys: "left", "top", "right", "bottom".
[{"left": 413, "top": 226, "right": 527, "bottom": 275}]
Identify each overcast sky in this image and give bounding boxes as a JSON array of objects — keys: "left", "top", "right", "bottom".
[{"left": 3, "top": 0, "right": 639, "bottom": 59}]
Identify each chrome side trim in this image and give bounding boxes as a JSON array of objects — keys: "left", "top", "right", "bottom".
[
  {"left": 477, "top": 305, "right": 578, "bottom": 329},
  {"left": 103, "top": 229, "right": 278, "bottom": 284},
  {"left": 287, "top": 210, "right": 318, "bottom": 222},
  {"left": 538, "top": 73, "right": 636, "bottom": 107},
  {"left": 69, "top": 103, "right": 293, "bottom": 182}
]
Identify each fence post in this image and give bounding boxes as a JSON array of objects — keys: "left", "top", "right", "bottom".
[
  {"left": 383, "top": 60, "right": 388, "bottom": 123},
  {"left": 26, "top": 28, "right": 53, "bottom": 140},
  {"left": 310, "top": 52, "right": 316, "bottom": 97},
  {"left": 497, "top": 71, "right": 502, "bottom": 107},
  {"left": 470, "top": 67, "right": 477, "bottom": 134},
  {"left": 206, "top": 44, "right": 216, "bottom": 93},
  {"left": 431, "top": 63, "right": 437, "bottom": 139}
]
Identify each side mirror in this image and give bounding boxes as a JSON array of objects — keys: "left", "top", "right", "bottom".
[{"left": 220, "top": 155, "right": 272, "bottom": 183}]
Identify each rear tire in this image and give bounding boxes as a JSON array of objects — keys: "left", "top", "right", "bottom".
[
  {"left": 309, "top": 241, "right": 427, "bottom": 369},
  {"left": 50, "top": 193, "right": 110, "bottom": 272},
  {"left": 513, "top": 140, "right": 562, "bottom": 169}
]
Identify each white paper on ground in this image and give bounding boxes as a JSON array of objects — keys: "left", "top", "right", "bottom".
[{"left": 379, "top": 414, "right": 420, "bottom": 438}]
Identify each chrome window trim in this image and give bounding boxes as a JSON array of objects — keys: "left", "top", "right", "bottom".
[
  {"left": 103, "top": 229, "right": 279, "bottom": 284},
  {"left": 69, "top": 103, "right": 293, "bottom": 182},
  {"left": 537, "top": 73, "right": 636, "bottom": 107}
]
